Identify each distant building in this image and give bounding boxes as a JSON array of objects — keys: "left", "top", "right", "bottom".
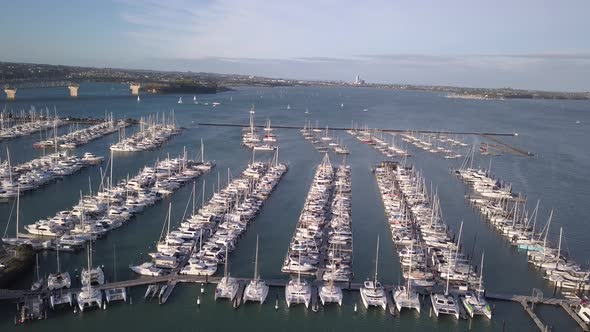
[{"left": 354, "top": 75, "right": 365, "bottom": 85}]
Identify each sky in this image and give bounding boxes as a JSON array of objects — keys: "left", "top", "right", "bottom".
[{"left": 0, "top": 0, "right": 589, "bottom": 91}]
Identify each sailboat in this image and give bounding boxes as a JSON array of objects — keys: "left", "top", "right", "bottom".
[
  {"left": 214, "top": 245, "right": 239, "bottom": 301},
  {"left": 319, "top": 258, "right": 343, "bottom": 306},
  {"left": 2, "top": 184, "right": 30, "bottom": 246},
  {"left": 360, "top": 236, "right": 387, "bottom": 310},
  {"left": 47, "top": 243, "right": 71, "bottom": 290},
  {"left": 243, "top": 235, "right": 269, "bottom": 303},
  {"left": 178, "top": 97, "right": 183, "bottom": 104},
  {"left": 305, "top": 108, "right": 309, "bottom": 114},
  {"left": 77, "top": 243, "right": 103, "bottom": 312},
  {"left": 81, "top": 242, "right": 105, "bottom": 286},
  {"left": 461, "top": 252, "right": 492, "bottom": 319},
  {"left": 393, "top": 242, "right": 421, "bottom": 313},
  {"left": 285, "top": 255, "right": 312, "bottom": 308},
  {"left": 430, "top": 248, "right": 460, "bottom": 319},
  {"left": 137, "top": 95, "right": 140, "bottom": 103},
  {"left": 49, "top": 243, "right": 74, "bottom": 308},
  {"left": 30, "top": 254, "right": 44, "bottom": 291},
  {"left": 287, "top": 104, "right": 291, "bottom": 110},
  {"left": 195, "top": 138, "right": 216, "bottom": 172},
  {"left": 193, "top": 96, "right": 197, "bottom": 102}
]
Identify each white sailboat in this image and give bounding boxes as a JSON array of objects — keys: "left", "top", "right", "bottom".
[
  {"left": 2, "top": 185, "right": 29, "bottom": 246},
  {"left": 30, "top": 254, "right": 44, "bottom": 291},
  {"left": 430, "top": 248, "right": 460, "bottom": 319},
  {"left": 243, "top": 235, "right": 269, "bottom": 304},
  {"left": 137, "top": 95, "right": 140, "bottom": 103},
  {"left": 360, "top": 236, "right": 387, "bottom": 310},
  {"left": 393, "top": 242, "right": 421, "bottom": 313},
  {"left": 461, "top": 252, "right": 492, "bottom": 319},
  {"left": 47, "top": 244, "right": 72, "bottom": 290},
  {"left": 285, "top": 255, "right": 312, "bottom": 308},
  {"left": 214, "top": 245, "right": 239, "bottom": 301},
  {"left": 178, "top": 97, "right": 183, "bottom": 104},
  {"left": 319, "top": 266, "right": 343, "bottom": 306},
  {"left": 77, "top": 243, "right": 103, "bottom": 312}
]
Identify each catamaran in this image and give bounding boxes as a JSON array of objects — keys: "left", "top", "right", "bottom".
[
  {"left": 285, "top": 255, "right": 312, "bottom": 308},
  {"left": 360, "top": 236, "right": 387, "bottom": 310},
  {"left": 393, "top": 242, "right": 421, "bottom": 313},
  {"left": 430, "top": 249, "right": 460, "bottom": 319},
  {"left": 461, "top": 252, "right": 492, "bottom": 319},
  {"left": 243, "top": 235, "right": 269, "bottom": 304},
  {"left": 319, "top": 267, "right": 343, "bottom": 306},
  {"left": 214, "top": 245, "right": 239, "bottom": 301},
  {"left": 47, "top": 244, "right": 72, "bottom": 290},
  {"left": 77, "top": 243, "right": 103, "bottom": 311}
]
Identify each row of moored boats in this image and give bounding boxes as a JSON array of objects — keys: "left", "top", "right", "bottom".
[
  {"left": 33, "top": 118, "right": 127, "bottom": 149},
  {"left": 457, "top": 167, "right": 590, "bottom": 293},
  {"left": 373, "top": 163, "right": 491, "bottom": 319},
  {"left": 0, "top": 151, "right": 102, "bottom": 198},
  {"left": 110, "top": 115, "right": 180, "bottom": 152}
]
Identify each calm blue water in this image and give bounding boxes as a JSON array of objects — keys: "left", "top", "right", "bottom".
[{"left": 0, "top": 83, "right": 589, "bottom": 331}]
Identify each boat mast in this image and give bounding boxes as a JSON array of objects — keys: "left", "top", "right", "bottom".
[
  {"left": 445, "top": 248, "right": 451, "bottom": 296},
  {"left": 224, "top": 243, "right": 229, "bottom": 279},
  {"left": 407, "top": 241, "right": 413, "bottom": 296},
  {"left": 542, "top": 210, "right": 553, "bottom": 259},
  {"left": 16, "top": 184, "right": 20, "bottom": 240},
  {"left": 253, "top": 234, "right": 259, "bottom": 281},
  {"left": 374, "top": 235, "right": 380, "bottom": 284},
  {"left": 478, "top": 252, "right": 485, "bottom": 292},
  {"left": 200, "top": 138, "right": 204, "bottom": 164},
  {"left": 192, "top": 181, "right": 196, "bottom": 215},
  {"left": 556, "top": 227, "right": 563, "bottom": 269}
]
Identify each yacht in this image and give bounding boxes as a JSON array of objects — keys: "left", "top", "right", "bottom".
[
  {"left": 77, "top": 243, "right": 103, "bottom": 311},
  {"left": 285, "top": 275, "right": 311, "bottom": 308},
  {"left": 431, "top": 250, "right": 460, "bottom": 319},
  {"left": 461, "top": 253, "right": 492, "bottom": 319},
  {"left": 130, "top": 262, "right": 163, "bottom": 276},
  {"left": 319, "top": 278, "right": 343, "bottom": 306},
  {"left": 577, "top": 299, "right": 590, "bottom": 324},
  {"left": 243, "top": 236, "right": 269, "bottom": 303},
  {"left": 47, "top": 245, "right": 72, "bottom": 290},
  {"left": 360, "top": 237, "right": 387, "bottom": 310},
  {"left": 214, "top": 246, "right": 239, "bottom": 301},
  {"left": 393, "top": 242, "right": 420, "bottom": 313}
]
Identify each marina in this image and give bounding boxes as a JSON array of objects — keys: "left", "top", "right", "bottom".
[
  {"left": 33, "top": 117, "right": 128, "bottom": 149},
  {"left": 0, "top": 110, "right": 63, "bottom": 141},
  {"left": 0, "top": 151, "right": 102, "bottom": 198},
  {"left": 110, "top": 113, "right": 180, "bottom": 152},
  {"left": 0, "top": 84, "right": 588, "bottom": 331}
]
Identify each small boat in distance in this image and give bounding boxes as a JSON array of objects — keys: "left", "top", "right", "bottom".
[
  {"left": 178, "top": 97, "right": 183, "bottom": 104},
  {"left": 137, "top": 95, "right": 140, "bottom": 103},
  {"left": 287, "top": 104, "right": 291, "bottom": 110}
]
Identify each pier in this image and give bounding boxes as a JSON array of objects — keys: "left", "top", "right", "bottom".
[
  {"left": 198, "top": 122, "right": 517, "bottom": 137},
  {"left": 480, "top": 134, "right": 533, "bottom": 156},
  {"left": 1, "top": 274, "right": 588, "bottom": 330}
]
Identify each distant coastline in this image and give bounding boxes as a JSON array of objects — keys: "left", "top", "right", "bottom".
[{"left": 1, "top": 61, "right": 588, "bottom": 101}]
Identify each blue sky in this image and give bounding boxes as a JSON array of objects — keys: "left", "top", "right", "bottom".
[{"left": 1, "top": 0, "right": 589, "bottom": 91}]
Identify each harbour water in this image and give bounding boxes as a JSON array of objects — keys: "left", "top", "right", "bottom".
[{"left": 1, "top": 83, "right": 589, "bottom": 331}]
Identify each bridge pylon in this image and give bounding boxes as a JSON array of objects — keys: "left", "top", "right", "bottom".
[
  {"left": 3, "top": 87, "right": 16, "bottom": 100},
  {"left": 68, "top": 84, "right": 79, "bottom": 97},
  {"left": 130, "top": 83, "right": 141, "bottom": 96}
]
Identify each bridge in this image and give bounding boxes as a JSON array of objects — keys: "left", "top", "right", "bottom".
[{"left": 2, "top": 78, "right": 142, "bottom": 100}]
